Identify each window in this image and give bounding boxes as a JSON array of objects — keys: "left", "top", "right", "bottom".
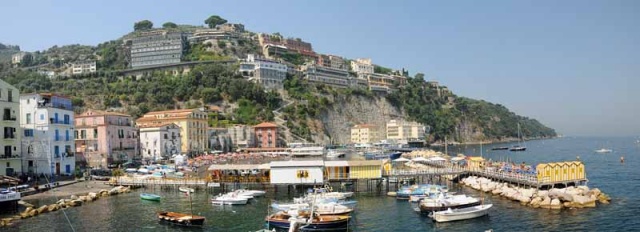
[
  {"left": 64, "top": 115, "right": 70, "bottom": 124},
  {"left": 26, "top": 113, "right": 31, "bottom": 124},
  {"left": 24, "top": 129, "right": 34, "bottom": 137},
  {"left": 54, "top": 146, "right": 59, "bottom": 157},
  {"left": 93, "top": 129, "right": 98, "bottom": 139},
  {"left": 55, "top": 129, "right": 59, "bottom": 141},
  {"left": 40, "top": 114, "right": 44, "bottom": 120},
  {"left": 7, "top": 89, "right": 12, "bottom": 102},
  {"left": 65, "top": 130, "right": 70, "bottom": 141}
]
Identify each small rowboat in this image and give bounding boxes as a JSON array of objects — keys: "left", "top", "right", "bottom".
[
  {"left": 157, "top": 211, "right": 205, "bottom": 227},
  {"left": 179, "top": 187, "right": 195, "bottom": 193},
  {"left": 140, "top": 193, "right": 161, "bottom": 201}
]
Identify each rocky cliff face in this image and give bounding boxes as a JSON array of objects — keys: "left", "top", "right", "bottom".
[{"left": 315, "top": 95, "right": 404, "bottom": 144}]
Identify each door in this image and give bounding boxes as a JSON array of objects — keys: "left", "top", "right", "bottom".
[
  {"left": 55, "top": 163, "right": 60, "bottom": 175},
  {"left": 65, "top": 165, "right": 71, "bottom": 174},
  {"left": 6, "top": 167, "right": 14, "bottom": 176}
]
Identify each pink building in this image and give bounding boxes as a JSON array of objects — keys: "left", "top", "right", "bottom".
[
  {"left": 253, "top": 122, "right": 278, "bottom": 148},
  {"left": 75, "top": 110, "right": 139, "bottom": 168}
]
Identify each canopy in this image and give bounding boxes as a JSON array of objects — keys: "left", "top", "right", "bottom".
[
  {"left": 411, "top": 157, "right": 429, "bottom": 162},
  {"left": 428, "top": 156, "right": 447, "bottom": 161},
  {"left": 393, "top": 157, "right": 411, "bottom": 162}
]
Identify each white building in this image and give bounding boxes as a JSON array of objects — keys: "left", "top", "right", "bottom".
[
  {"left": 11, "top": 52, "right": 28, "bottom": 66},
  {"left": 269, "top": 160, "right": 324, "bottom": 184},
  {"left": 71, "top": 60, "right": 97, "bottom": 75},
  {"left": 0, "top": 79, "right": 21, "bottom": 176},
  {"left": 350, "top": 58, "right": 374, "bottom": 74},
  {"left": 20, "top": 93, "right": 75, "bottom": 176},
  {"left": 301, "top": 64, "right": 352, "bottom": 88},
  {"left": 239, "top": 54, "right": 288, "bottom": 90},
  {"left": 139, "top": 123, "right": 181, "bottom": 162},
  {"left": 386, "top": 120, "right": 426, "bottom": 142}
]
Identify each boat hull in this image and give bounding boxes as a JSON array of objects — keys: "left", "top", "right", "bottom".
[
  {"left": 432, "top": 204, "right": 492, "bottom": 222},
  {"left": 157, "top": 211, "right": 205, "bottom": 227},
  {"left": 266, "top": 215, "right": 350, "bottom": 230},
  {"left": 140, "top": 193, "right": 161, "bottom": 201},
  {"left": 419, "top": 201, "right": 482, "bottom": 214}
]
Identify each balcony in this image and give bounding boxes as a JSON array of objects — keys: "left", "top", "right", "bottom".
[
  {"left": 49, "top": 118, "right": 72, "bottom": 125},
  {"left": 3, "top": 134, "right": 16, "bottom": 139},
  {"left": 0, "top": 154, "right": 20, "bottom": 159},
  {"left": 2, "top": 115, "right": 16, "bottom": 121}
]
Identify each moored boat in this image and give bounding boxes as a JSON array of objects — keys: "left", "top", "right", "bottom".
[
  {"left": 509, "top": 145, "right": 526, "bottom": 151},
  {"left": 431, "top": 204, "right": 492, "bottom": 222},
  {"left": 211, "top": 195, "right": 249, "bottom": 205},
  {"left": 491, "top": 147, "right": 509, "bottom": 150},
  {"left": 140, "top": 193, "right": 161, "bottom": 201},
  {"left": 419, "top": 194, "right": 481, "bottom": 214},
  {"left": 178, "top": 187, "right": 195, "bottom": 193},
  {"left": 157, "top": 211, "right": 205, "bottom": 227},
  {"left": 594, "top": 148, "right": 612, "bottom": 153},
  {"left": 265, "top": 211, "right": 350, "bottom": 230}
]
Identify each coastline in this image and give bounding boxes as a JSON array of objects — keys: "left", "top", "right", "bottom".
[
  {"left": 432, "top": 136, "right": 559, "bottom": 146},
  {"left": 21, "top": 180, "right": 111, "bottom": 202}
]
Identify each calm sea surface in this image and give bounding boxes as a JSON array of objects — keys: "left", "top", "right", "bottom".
[{"left": 5, "top": 137, "right": 640, "bottom": 232}]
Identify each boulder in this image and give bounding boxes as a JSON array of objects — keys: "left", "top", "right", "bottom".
[
  {"left": 521, "top": 189, "right": 535, "bottom": 199},
  {"left": 19, "top": 212, "right": 30, "bottom": 219},
  {"left": 70, "top": 195, "right": 79, "bottom": 200},
  {"left": 28, "top": 209, "right": 38, "bottom": 217},
  {"left": 18, "top": 200, "right": 34, "bottom": 208},
  {"left": 539, "top": 197, "right": 552, "bottom": 208},
  {"left": 588, "top": 188, "right": 602, "bottom": 198},
  {"left": 572, "top": 195, "right": 597, "bottom": 208},
  {"left": 597, "top": 193, "right": 611, "bottom": 204},
  {"left": 556, "top": 193, "right": 574, "bottom": 202},
  {"left": 536, "top": 190, "right": 549, "bottom": 198},
  {"left": 23, "top": 207, "right": 34, "bottom": 215},
  {"left": 530, "top": 197, "right": 542, "bottom": 208},
  {"left": 492, "top": 188, "right": 503, "bottom": 195},
  {"left": 88, "top": 192, "right": 98, "bottom": 201},
  {"left": 70, "top": 200, "right": 83, "bottom": 207},
  {"left": 78, "top": 196, "right": 88, "bottom": 202},
  {"left": 36, "top": 205, "right": 48, "bottom": 214},
  {"left": 577, "top": 186, "right": 590, "bottom": 195},
  {"left": 550, "top": 198, "right": 562, "bottom": 209},
  {"left": 48, "top": 204, "right": 59, "bottom": 212}
]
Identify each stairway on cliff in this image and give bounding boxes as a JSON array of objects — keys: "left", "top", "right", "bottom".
[{"left": 272, "top": 95, "right": 309, "bottom": 145}]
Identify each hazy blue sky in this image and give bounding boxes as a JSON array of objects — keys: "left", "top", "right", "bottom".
[{"left": 2, "top": 0, "right": 638, "bottom": 136}]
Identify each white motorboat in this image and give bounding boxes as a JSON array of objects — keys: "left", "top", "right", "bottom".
[
  {"left": 419, "top": 194, "right": 481, "bottom": 214},
  {"left": 409, "top": 195, "right": 426, "bottom": 203},
  {"left": 178, "top": 187, "right": 195, "bottom": 193},
  {"left": 326, "top": 150, "right": 346, "bottom": 158},
  {"left": 595, "top": 148, "right": 612, "bottom": 153},
  {"left": 432, "top": 204, "right": 493, "bottom": 222},
  {"left": 211, "top": 195, "right": 249, "bottom": 205},
  {"left": 235, "top": 189, "right": 266, "bottom": 197}
]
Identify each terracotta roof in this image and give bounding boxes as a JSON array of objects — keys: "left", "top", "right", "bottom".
[
  {"left": 253, "top": 122, "right": 278, "bottom": 128},
  {"left": 76, "top": 109, "right": 131, "bottom": 117}
]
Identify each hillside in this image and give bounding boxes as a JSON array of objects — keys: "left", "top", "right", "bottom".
[
  {"left": 0, "top": 18, "right": 556, "bottom": 144},
  {"left": 0, "top": 43, "right": 20, "bottom": 64}
]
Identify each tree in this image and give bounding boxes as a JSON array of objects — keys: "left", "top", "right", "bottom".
[
  {"left": 162, "top": 22, "right": 178, "bottom": 29},
  {"left": 204, "top": 15, "right": 227, "bottom": 29},
  {"left": 134, "top": 20, "right": 153, "bottom": 31},
  {"left": 20, "top": 53, "right": 33, "bottom": 67}
]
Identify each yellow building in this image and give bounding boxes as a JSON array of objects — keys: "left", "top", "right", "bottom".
[
  {"left": 466, "top": 156, "right": 485, "bottom": 170},
  {"left": 325, "top": 160, "right": 383, "bottom": 179},
  {"left": 136, "top": 109, "right": 208, "bottom": 155},
  {"left": 350, "top": 124, "right": 382, "bottom": 144},
  {"left": 536, "top": 161, "right": 586, "bottom": 184}
]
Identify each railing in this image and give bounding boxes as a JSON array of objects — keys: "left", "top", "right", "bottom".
[
  {"left": 3, "top": 134, "right": 16, "bottom": 139},
  {"left": 2, "top": 116, "right": 16, "bottom": 121},
  {"left": 114, "top": 177, "right": 210, "bottom": 186},
  {"left": 0, "top": 154, "right": 20, "bottom": 159}
]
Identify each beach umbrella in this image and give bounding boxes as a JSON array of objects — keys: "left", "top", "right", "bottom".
[
  {"left": 411, "top": 157, "right": 429, "bottom": 162},
  {"left": 393, "top": 157, "right": 411, "bottom": 162}
]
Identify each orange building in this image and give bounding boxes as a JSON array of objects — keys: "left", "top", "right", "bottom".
[{"left": 253, "top": 122, "right": 278, "bottom": 148}]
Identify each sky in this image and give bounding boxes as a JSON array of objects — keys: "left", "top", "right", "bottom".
[{"left": 2, "top": 0, "right": 639, "bottom": 136}]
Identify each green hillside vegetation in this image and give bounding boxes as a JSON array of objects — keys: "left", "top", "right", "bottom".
[
  {"left": 0, "top": 43, "right": 20, "bottom": 63},
  {"left": 1, "top": 64, "right": 280, "bottom": 124}
]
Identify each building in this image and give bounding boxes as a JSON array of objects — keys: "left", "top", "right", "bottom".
[
  {"left": 350, "top": 124, "right": 383, "bottom": 145},
  {"left": 208, "top": 127, "right": 232, "bottom": 153},
  {"left": 228, "top": 124, "right": 255, "bottom": 149},
  {"left": 318, "top": 54, "right": 347, "bottom": 70},
  {"left": 74, "top": 110, "right": 139, "bottom": 168},
  {"left": 11, "top": 52, "right": 27, "bottom": 67},
  {"left": 0, "top": 80, "right": 21, "bottom": 176},
  {"left": 386, "top": 120, "right": 426, "bottom": 142},
  {"left": 258, "top": 34, "right": 314, "bottom": 53},
  {"left": 129, "top": 30, "right": 186, "bottom": 68},
  {"left": 325, "top": 160, "right": 383, "bottom": 180},
  {"left": 253, "top": 122, "right": 278, "bottom": 148},
  {"left": 139, "top": 123, "right": 181, "bottom": 162},
  {"left": 136, "top": 109, "right": 208, "bottom": 156},
  {"left": 188, "top": 29, "right": 238, "bottom": 43},
  {"left": 239, "top": 54, "right": 288, "bottom": 90},
  {"left": 302, "top": 64, "right": 352, "bottom": 88},
  {"left": 71, "top": 60, "right": 97, "bottom": 75},
  {"left": 20, "top": 93, "right": 75, "bottom": 176},
  {"left": 350, "top": 58, "right": 374, "bottom": 74},
  {"left": 215, "top": 23, "right": 245, "bottom": 33},
  {"left": 360, "top": 72, "right": 396, "bottom": 93},
  {"left": 269, "top": 160, "right": 324, "bottom": 184}
]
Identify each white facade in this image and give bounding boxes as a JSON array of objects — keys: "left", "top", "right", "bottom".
[
  {"left": 11, "top": 52, "right": 27, "bottom": 65},
  {"left": 386, "top": 120, "right": 426, "bottom": 141},
  {"left": 0, "top": 79, "right": 21, "bottom": 176},
  {"left": 71, "top": 60, "right": 97, "bottom": 75},
  {"left": 269, "top": 160, "right": 324, "bottom": 184},
  {"left": 139, "top": 123, "right": 181, "bottom": 161},
  {"left": 350, "top": 58, "right": 374, "bottom": 74},
  {"left": 228, "top": 125, "right": 255, "bottom": 149},
  {"left": 20, "top": 94, "right": 75, "bottom": 175},
  {"left": 239, "top": 54, "right": 287, "bottom": 90}
]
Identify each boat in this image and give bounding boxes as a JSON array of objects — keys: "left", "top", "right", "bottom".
[
  {"left": 235, "top": 189, "right": 266, "bottom": 197},
  {"left": 365, "top": 151, "right": 402, "bottom": 160},
  {"left": 510, "top": 123, "right": 527, "bottom": 152},
  {"left": 431, "top": 204, "right": 493, "bottom": 222},
  {"left": 326, "top": 150, "right": 346, "bottom": 158},
  {"left": 178, "top": 187, "right": 195, "bottom": 193},
  {"left": 491, "top": 147, "right": 509, "bottom": 150},
  {"left": 265, "top": 211, "right": 350, "bottom": 230},
  {"left": 595, "top": 148, "right": 612, "bottom": 153},
  {"left": 211, "top": 195, "right": 249, "bottom": 205},
  {"left": 157, "top": 211, "right": 205, "bottom": 227},
  {"left": 419, "top": 193, "right": 482, "bottom": 214},
  {"left": 140, "top": 193, "right": 161, "bottom": 201}
]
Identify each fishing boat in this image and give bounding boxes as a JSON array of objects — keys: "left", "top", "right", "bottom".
[
  {"left": 157, "top": 211, "right": 205, "bottom": 226},
  {"left": 419, "top": 194, "right": 481, "bottom": 214},
  {"left": 594, "top": 148, "right": 612, "bottom": 153},
  {"left": 140, "top": 193, "right": 161, "bottom": 201},
  {"left": 265, "top": 211, "right": 350, "bottom": 230},
  {"left": 431, "top": 204, "right": 492, "bottom": 222},
  {"left": 491, "top": 147, "right": 509, "bottom": 150},
  {"left": 510, "top": 123, "right": 527, "bottom": 152},
  {"left": 211, "top": 194, "right": 249, "bottom": 205},
  {"left": 178, "top": 187, "right": 194, "bottom": 193}
]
